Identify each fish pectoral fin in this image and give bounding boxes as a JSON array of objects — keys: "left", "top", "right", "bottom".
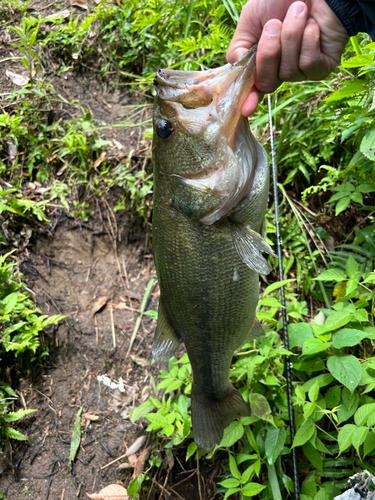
[
  {"left": 229, "top": 221, "right": 276, "bottom": 275},
  {"left": 152, "top": 299, "right": 181, "bottom": 362}
]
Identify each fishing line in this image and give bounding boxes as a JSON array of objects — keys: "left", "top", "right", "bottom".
[{"left": 267, "top": 93, "right": 300, "bottom": 500}]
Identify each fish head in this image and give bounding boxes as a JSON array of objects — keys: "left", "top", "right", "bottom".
[{"left": 153, "top": 47, "right": 258, "bottom": 223}]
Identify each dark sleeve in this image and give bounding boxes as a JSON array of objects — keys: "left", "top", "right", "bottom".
[{"left": 324, "top": 0, "right": 375, "bottom": 39}]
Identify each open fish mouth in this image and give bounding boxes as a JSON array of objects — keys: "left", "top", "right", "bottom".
[
  {"left": 154, "top": 47, "right": 258, "bottom": 225},
  {"left": 154, "top": 46, "right": 256, "bottom": 140}
]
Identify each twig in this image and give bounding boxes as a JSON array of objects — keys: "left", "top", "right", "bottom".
[
  {"left": 98, "top": 440, "right": 115, "bottom": 457},
  {"left": 121, "top": 258, "right": 130, "bottom": 290},
  {"left": 151, "top": 479, "right": 185, "bottom": 500},
  {"left": 196, "top": 450, "right": 202, "bottom": 500},
  {"left": 109, "top": 301, "right": 116, "bottom": 348},
  {"left": 101, "top": 452, "right": 127, "bottom": 470},
  {"left": 172, "top": 470, "right": 197, "bottom": 488},
  {"left": 60, "top": 488, "right": 65, "bottom": 500},
  {"left": 126, "top": 277, "right": 156, "bottom": 357},
  {"left": 94, "top": 315, "right": 99, "bottom": 346}
]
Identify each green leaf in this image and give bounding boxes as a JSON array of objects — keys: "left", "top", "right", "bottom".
[
  {"left": 130, "top": 399, "right": 155, "bottom": 421},
  {"left": 241, "top": 464, "right": 255, "bottom": 484},
  {"left": 289, "top": 322, "right": 314, "bottom": 348},
  {"left": 303, "top": 441, "right": 323, "bottom": 472},
  {"left": 345, "top": 256, "right": 358, "bottom": 279},
  {"left": 364, "top": 429, "right": 375, "bottom": 457},
  {"left": 292, "top": 418, "right": 315, "bottom": 447},
  {"left": 352, "top": 426, "right": 369, "bottom": 455},
  {"left": 326, "top": 80, "right": 367, "bottom": 102},
  {"left": 335, "top": 196, "right": 351, "bottom": 215},
  {"left": 250, "top": 393, "right": 274, "bottom": 424},
  {"left": 313, "top": 269, "right": 346, "bottom": 282},
  {"left": 327, "top": 355, "right": 362, "bottom": 392},
  {"left": 69, "top": 406, "right": 83, "bottom": 465},
  {"left": 3, "top": 292, "right": 18, "bottom": 314},
  {"left": 314, "top": 490, "right": 330, "bottom": 500},
  {"left": 228, "top": 453, "right": 241, "bottom": 480},
  {"left": 223, "top": 487, "right": 241, "bottom": 500},
  {"left": 262, "top": 279, "right": 295, "bottom": 296},
  {"left": 241, "top": 483, "right": 267, "bottom": 496},
  {"left": 325, "top": 386, "right": 341, "bottom": 409},
  {"left": 218, "top": 478, "right": 241, "bottom": 488},
  {"left": 3, "top": 409, "right": 36, "bottom": 422},
  {"left": 302, "top": 338, "right": 331, "bottom": 356},
  {"left": 186, "top": 442, "right": 197, "bottom": 460},
  {"left": 337, "top": 389, "right": 359, "bottom": 424},
  {"left": 354, "top": 403, "right": 375, "bottom": 426},
  {"left": 4, "top": 427, "right": 28, "bottom": 441},
  {"left": 308, "top": 382, "right": 320, "bottom": 403},
  {"left": 265, "top": 427, "right": 286, "bottom": 466},
  {"left": 319, "top": 311, "right": 352, "bottom": 334},
  {"left": 303, "top": 374, "right": 334, "bottom": 392},
  {"left": 332, "top": 328, "right": 367, "bottom": 349},
  {"left": 338, "top": 424, "right": 356, "bottom": 453},
  {"left": 361, "top": 127, "right": 375, "bottom": 160},
  {"left": 220, "top": 421, "right": 244, "bottom": 448}
]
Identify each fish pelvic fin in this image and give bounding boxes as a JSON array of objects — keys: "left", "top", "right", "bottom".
[
  {"left": 229, "top": 221, "right": 276, "bottom": 275},
  {"left": 152, "top": 299, "right": 181, "bottom": 362},
  {"left": 191, "top": 384, "right": 250, "bottom": 449}
]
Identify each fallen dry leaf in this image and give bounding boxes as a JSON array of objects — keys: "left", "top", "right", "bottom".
[
  {"left": 127, "top": 454, "right": 138, "bottom": 467},
  {"left": 45, "top": 9, "right": 71, "bottom": 19},
  {"left": 118, "top": 462, "right": 133, "bottom": 470},
  {"left": 84, "top": 413, "right": 100, "bottom": 421},
  {"left": 132, "top": 445, "right": 152, "bottom": 479},
  {"left": 93, "top": 151, "right": 107, "bottom": 169},
  {"left": 115, "top": 303, "right": 127, "bottom": 310},
  {"left": 71, "top": 0, "right": 88, "bottom": 9},
  {"left": 6, "top": 70, "right": 29, "bottom": 86},
  {"left": 112, "top": 139, "right": 123, "bottom": 150},
  {"left": 125, "top": 435, "right": 147, "bottom": 457},
  {"left": 130, "top": 355, "right": 150, "bottom": 368},
  {"left": 87, "top": 483, "right": 128, "bottom": 500},
  {"left": 92, "top": 296, "right": 108, "bottom": 315}
]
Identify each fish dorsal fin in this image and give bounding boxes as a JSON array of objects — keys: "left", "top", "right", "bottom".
[
  {"left": 152, "top": 299, "right": 182, "bottom": 362},
  {"left": 229, "top": 221, "right": 276, "bottom": 275}
]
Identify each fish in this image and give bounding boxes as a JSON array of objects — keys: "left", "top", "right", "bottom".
[{"left": 151, "top": 46, "right": 275, "bottom": 449}]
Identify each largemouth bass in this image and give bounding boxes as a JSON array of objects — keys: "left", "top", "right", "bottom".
[{"left": 152, "top": 47, "right": 275, "bottom": 449}]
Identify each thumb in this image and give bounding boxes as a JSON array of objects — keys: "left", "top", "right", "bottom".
[{"left": 226, "top": 2, "right": 261, "bottom": 63}]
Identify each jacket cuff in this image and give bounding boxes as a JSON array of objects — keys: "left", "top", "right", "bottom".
[{"left": 324, "top": 0, "right": 366, "bottom": 36}]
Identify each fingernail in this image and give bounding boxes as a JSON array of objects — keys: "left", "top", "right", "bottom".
[
  {"left": 265, "top": 21, "right": 281, "bottom": 35},
  {"left": 307, "top": 17, "right": 316, "bottom": 24},
  {"left": 289, "top": 2, "right": 305, "bottom": 15}
]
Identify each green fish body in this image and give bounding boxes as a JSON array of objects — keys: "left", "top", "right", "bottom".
[{"left": 152, "top": 48, "right": 274, "bottom": 449}]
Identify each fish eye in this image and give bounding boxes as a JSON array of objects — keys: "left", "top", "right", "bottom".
[{"left": 156, "top": 119, "right": 173, "bottom": 139}]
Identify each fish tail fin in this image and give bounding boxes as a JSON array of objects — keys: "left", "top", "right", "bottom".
[{"left": 191, "top": 384, "right": 250, "bottom": 449}]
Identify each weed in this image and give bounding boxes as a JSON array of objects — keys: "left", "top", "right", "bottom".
[
  {"left": 0, "top": 252, "right": 64, "bottom": 449},
  {"left": 8, "top": 16, "right": 41, "bottom": 79}
]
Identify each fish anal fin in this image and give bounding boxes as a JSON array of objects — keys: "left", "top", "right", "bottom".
[
  {"left": 152, "top": 300, "right": 181, "bottom": 362},
  {"left": 191, "top": 384, "right": 250, "bottom": 449},
  {"left": 229, "top": 221, "right": 276, "bottom": 275},
  {"left": 246, "top": 317, "right": 265, "bottom": 342}
]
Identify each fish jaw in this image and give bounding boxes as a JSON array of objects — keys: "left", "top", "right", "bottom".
[
  {"left": 153, "top": 47, "right": 258, "bottom": 224},
  {"left": 154, "top": 46, "right": 256, "bottom": 143}
]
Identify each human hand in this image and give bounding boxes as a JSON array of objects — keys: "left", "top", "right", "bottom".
[{"left": 227, "top": 0, "right": 349, "bottom": 116}]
